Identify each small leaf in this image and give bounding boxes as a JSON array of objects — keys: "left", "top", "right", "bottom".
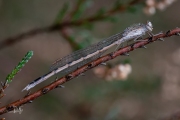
[
  {"left": 54, "top": 2, "right": 69, "bottom": 24},
  {"left": 113, "top": 0, "right": 122, "bottom": 10},
  {"left": 68, "top": 35, "right": 75, "bottom": 42},
  {"left": 79, "top": 31, "right": 95, "bottom": 48},
  {"left": 82, "top": 21, "right": 94, "bottom": 30},
  {"left": 72, "top": 0, "right": 92, "bottom": 21},
  {"left": 103, "top": 16, "right": 118, "bottom": 23},
  {"left": 68, "top": 35, "right": 83, "bottom": 50},
  {"left": 95, "top": 8, "right": 106, "bottom": 17},
  {"left": 122, "top": 59, "right": 131, "bottom": 64},
  {"left": 127, "top": 6, "right": 137, "bottom": 13}
]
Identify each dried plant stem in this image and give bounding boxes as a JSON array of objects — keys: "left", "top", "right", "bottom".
[
  {"left": 0, "top": 0, "right": 143, "bottom": 50},
  {"left": 0, "top": 28, "right": 179, "bottom": 115}
]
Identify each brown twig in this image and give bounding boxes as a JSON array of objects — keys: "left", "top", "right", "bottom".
[
  {"left": 0, "top": 0, "right": 143, "bottom": 50},
  {"left": 0, "top": 81, "right": 8, "bottom": 100},
  {"left": 0, "top": 28, "right": 179, "bottom": 115}
]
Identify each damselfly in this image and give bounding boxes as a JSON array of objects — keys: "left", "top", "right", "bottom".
[{"left": 22, "top": 21, "right": 153, "bottom": 91}]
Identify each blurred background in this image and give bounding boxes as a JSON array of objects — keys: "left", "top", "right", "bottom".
[{"left": 0, "top": 0, "right": 180, "bottom": 120}]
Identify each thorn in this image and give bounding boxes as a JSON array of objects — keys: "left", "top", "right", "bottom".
[
  {"left": 0, "top": 88, "right": 4, "bottom": 92},
  {"left": 109, "top": 53, "right": 114, "bottom": 58},
  {"left": 1, "top": 82, "right": 4, "bottom": 87},
  {"left": 148, "top": 37, "right": 153, "bottom": 42},
  {"left": 0, "top": 81, "right": 7, "bottom": 89},
  {"left": 121, "top": 53, "right": 129, "bottom": 56},
  {"left": 76, "top": 73, "right": 85, "bottom": 78},
  {"left": 175, "top": 33, "right": 180, "bottom": 36},
  {"left": 65, "top": 74, "right": 73, "bottom": 80},
  {"left": 24, "top": 91, "right": 31, "bottom": 98},
  {"left": 140, "top": 46, "right": 147, "bottom": 49},
  {"left": 100, "top": 62, "right": 106, "bottom": 66},
  {"left": 8, "top": 106, "right": 23, "bottom": 114},
  {"left": 87, "top": 63, "right": 93, "bottom": 68},
  {"left": 50, "top": 77, "right": 59, "bottom": 83},
  {"left": 55, "top": 85, "right": 65, "bottom": 88},
  {"left": 166, "top": 30, "right": 171, "bottom": 36},
  {"left": 55, "top": 77, "right": 59, "bottom": 81},
  {"left": 80, "top": 73, "right": 85, "bottom": 76},
  {"left": 76, "top": 73, "right": 85, "bottom": 79},
  {"left": 17, "top": 107, "right": 23, "bottom": 114},
  {"left": 28, "top": 100, "right": 33, "bottom": 103},
  {"left": 158, "top": 38, "right": 164, "bottom": 41},
  {"left": 155, "top": 31, "right": 163, "bottom": 36},
  {"left": 4, "top": 80, "right": 8, "bottom": 87},
  {"left": 42, "top": 88, "right": 48, "bottom": 94},
  {"left": 159, "top": 31, "right": 163, "bottom": 34},
  {"left": 137, "top": 37, "right": 143, "bottom": 40},
  {"left": 60, "top": 85, "right": 65, "bottom": 88},
  {"left": 0, "top": 93, "right": 5, "bottom": 98},
  {"left": 6, "top": 106, "right": 14, "bottom": 111},
  {"left": 130, "top": 44, "right": 135, "bottom": 49}
]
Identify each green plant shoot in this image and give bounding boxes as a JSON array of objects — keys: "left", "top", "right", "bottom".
[{"left": 5, "top": 51, "right": 33, "bottom": 84}]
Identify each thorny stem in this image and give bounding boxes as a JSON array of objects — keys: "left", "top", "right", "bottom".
[
  {"left": 0, "top": 84, "right": 7, "bottom": 100},
  {"left": 0, "top": 0, "right": 143, "bottom": 50},
  {"left": 0, "top": 28, "right": 179, "bottom": 115}
]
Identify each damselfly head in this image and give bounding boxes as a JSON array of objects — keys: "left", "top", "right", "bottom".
[{"left": 146, "top": 21, "right": 153, "bottom": 31}]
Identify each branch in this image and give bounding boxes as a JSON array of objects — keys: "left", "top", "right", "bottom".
[
  {"left": 0, "top": 28, "right": 179, "bottom": 115},
  {"left": 0, "top": 0, "right": 143, "bottom": 50}
]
